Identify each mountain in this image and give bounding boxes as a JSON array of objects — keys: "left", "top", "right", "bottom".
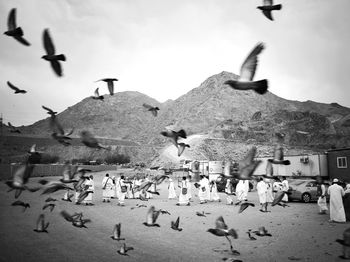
[{"left": 2, "top": 71, "right": 350, "bottom": 165}]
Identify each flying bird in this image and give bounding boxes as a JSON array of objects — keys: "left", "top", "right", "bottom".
[
  {"left": 7, "top": 81, "right": 27, "bottom": 94},
  {"left": 143, "top": 206, "right": 161, "bottom": 227},
  {"left": 76, "top": 189, "right": 93, "bottom": 204},
  {"left": 117, "top": 243, "right": 134, "bottom": 256},
  {"left": 247, "top": 230, "right": 257, "bottom": 240},
  {"left": 50, "top": 115, "right": 74, "bottom": 146},
  {"left": 177, "top": 142, "right": 190, "bottom": 157},
  {"left": 257, "top": 0, "right": 282, "bottom": 21},
  {"left": 42, "top": 105, "right": 57, "bottom": 116},
  {"left": 268, "top": 144, "right": 290, "bottom": 165},
  {"left": 60, "top": 210, "right": 91, "bottom": 228},
  {"left": 92, "top": 88, "right": 104, "bottom": 100},
  {"left": 161, "top": 129, "right": 187, "bottom": 147},
  {"left": 41, "top": 182, "right": 73, "bottom": 195},
  {"left": 33, "top": 214, "right": 49, "bottom": 233},
  {"left": 224, "top": 42, "right": 268, "bottom": 95},
  {"left": 60, "top": 164, "right": 78, "bottom": 183},
  {"left": 271, "top": 191, "right": 286, "bottom": 207},
  {"left": 238, "top": 202, "right": 255, "bottom": 213},
  {"left": 143, "top": 103, "right": 160, "bottom": 117},
  {"left": 45, "top": 197, "right": 57, "bottom": 202},
  {"left": 171, "top": 216, "right": 183, "bottom": 231},
  {"left": 11, "top": 200, "right": 30, "bottom": 212},
  {"left": 253, "top": 226, "right": 272, "bottom": 237},
  {"left": 80, "top": 130, "right": 110, "bottom": 150},
  {"left": 42, "top": 203, "right": 55, "bottom": 212},
  {"left": 42, "top": 29, "right": 66, "bottom": 77},
  {"left": 96, "top": 78, "right": 118, "bottom": 95},
  {"left": 8, "top": 122, "right": 21, "bottom": 133},
  {"left": 4, "top": 8, "right": 30, "bottom": 46},
  {"left": 111, "top": 223, "right": 125, "bottom": 241},
  {"left": 265, "top": 161, "right": 273, "bottom": 177}
]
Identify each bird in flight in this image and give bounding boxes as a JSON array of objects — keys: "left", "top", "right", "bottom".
[
  {"left": 7, "top": 81, "right": 27, "bottom": 94},
  {"left": 257, "top": 0, "right": 282, "bottom": 21},
  {"left": 4, "top": 8, "right": 30, "bottom": 46},
  {"left": 224, "top": 42, "right": 268, "bottom": 95},
  {"left": 8, "top": 122, "right": 21, "bottom": 133},
  {"left": 111, "top": 223, "right": 125, "bottom": 241},
  {"left": 96, "top": 78, "right": 118, "bottom": 96},
  {"left": 42, "top": 105, "right": 57, "bottom": 116},
  {"left": 33, "top": 214, "right": 49, "bottom": 233},
  {"left": 92, "top": 88, "right": 104, "bottom": 100},
  {"left": 143, "top": 103, "right": 160, "bottom": 117}
]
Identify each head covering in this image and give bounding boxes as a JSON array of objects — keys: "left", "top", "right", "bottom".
[
  {"left": 333, "top": 178, "right": 339, "bottom": 183},
  {"left": 169, "top": 178, "right": 173, "bottom": 182}
]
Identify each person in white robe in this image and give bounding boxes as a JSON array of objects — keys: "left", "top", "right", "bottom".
[
  {"left": 168, "top": 178, "right": 177, "bottom": 199},
  {"left": 203, "top": 176, "right": 211, "bottom": 201},
  {"left": 186, "top": 176, "right": 192, "bottom": 201},
  {"left": 102, "top": 173, "right": 114, "bottom": 203},
  {"left": 281, "top": 177, "right": 289, "bottom": 202},
  {"left": 134, "top": 177, "right": 141, "bottom": 199},
  {"left": 225, "top": 178, "right": 234, "bottom": 205},
  {"left": 317, "top": 178, "right": 328, "bottom": 214},
  {"left": 118, "top": 175, "right": 127, "bottom": 206},
  {"left": 83, "top": 175, "right": 94, "bottom": 205},
  {"left": 198, "top": 175, "right": 208, "bottom": 204},
  {"left": 236, "top": 180, "right": 246, "bottom": 202},
  {"left": 144, "top": 176, "right": 152, "bottom": 199},
  {"left": 328, "top": 178, "right": 346, "bottom": 223},
  {"left": 177, "top": 176, "right": 190, "bottom": 206},
  {"left": 209, "top": 180, "right": 220, "bottom": 202},
  {"left": 266, "top": 178, "right": 274, "bottom": 204},
  {"left": 242, "top": 180, "right": 249, "bottom": 200},
  {"left": 115, "top": 176, "right": 121, "bottom": 200},
  {"left": 256, "top": 177, "right": 268, "bottom": 212}
]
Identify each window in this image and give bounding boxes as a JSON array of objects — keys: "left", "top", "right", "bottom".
[{"left": 337, "top": 157, "right": 348, "bottom": 168}]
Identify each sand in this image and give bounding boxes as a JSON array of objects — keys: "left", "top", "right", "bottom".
[{"left": 0, "top": 171, "right": 348, "bottom": 262}]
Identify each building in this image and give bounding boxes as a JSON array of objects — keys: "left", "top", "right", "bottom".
[{"left": 326, "top": 148, "right": 350, "bottom": 182}]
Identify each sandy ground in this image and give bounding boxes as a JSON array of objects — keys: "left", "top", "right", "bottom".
[{"left": 0, "top": 171, "right": 349, "bottom": 262}]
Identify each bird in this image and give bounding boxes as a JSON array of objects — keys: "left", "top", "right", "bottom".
[
  {"left": 336, "top": 228, "right": 350, "bottom": 259},
  {"left": 7, "top": 122, "right": 21, "bottom": 133},
  {"left": 4, "top": 8, "right": 30, "bottom": 46},
  {"left": 171, "top": 216, "right": 183, "bottom": 231},
  {"left": 60, "top": 164, "right": 78, "bottom": 183},
  {"left": 62, "top": 191, "right": 74, "bottom": 202},
  {"left": 60, "top": 210, "right": 91, "bottom": 228},
  {"left": 143, "top": 103, "right": 160, "bottom": 117},
  {"left": 229, "top": 147, "right": 261, "bottom": 180},
  {"left": 268, "top": 144, "right": 290, "bottom": 165},
  {"left": 143, "top": 206, "right": 161, "bottom": 227},
  {"left": 7, "top": 81, "right": 27, "bottom": 94},
  {"left": 11, "top": 200, "right": 30, "bottom": 212},
  {"left": 41, "top": 182, "right": 73, "bottom": 195},
  {"left": 207, "top": 216, "right": 238, "bottom": 253},
  {"left": 161, "top": 129, "right": 187, "bottom": 147},
  {"left": 80, "top": 130, "right": 110, "bottom": 150},
  {"left": 96, "top": 78, "right": 118, "bottom": 96},
  {"left": 265, "top": 161, "right": 274, "bottom": 177},
  {"left": 33, "top": 214, "right": 49, "bottom": 233},
  {"left": 271, "top": 191, "right": 286, "bottom": 207},
  {"left": 92, "top": 88, "right": 104, "bottom": 100},
  {"left": 253, "top": 226, "right": 272, "bottom": 237},
  {"left": 136, "top": 204, "right": 147, "bottom": 208},
  {"left": 42, "top": 105, "right": 57, "bottom": 116},
  {"left": 257, "top": 0, "right": 282, "bottom": 21},
  {"left": 196, "top": 211, "right": 207, "bottom": 217},
  {"left": 177, "top": 143, "right": 190, "bottom": 157},
  {"left": 238, "top": 202, "right": 255, "bottom": 213},
  {"left": 77, "top": 189, "right": 93, "bottom": 204},
  {"left": 49, "top": 114, "right": 74, "bottom": 146},
  {"left": 224, "top": 42, "right": 268, "bottom": 95},
  {"left": 111, "top": 223, "right": 125, "bottom": 241},
  {"left": 42, "top": 29, "right": 66, "bottom": 77},
  {"left": 117, "top": 243, "right": 134, "bottom": 256},
  {"left": 152, "top": 174, "right": 170, "bottom": 185},
  {"left": 247, "top": 230, "right": 256, "bottom": 240},
  {"left": 42, "top": 203, "right": 55, "bottom": 212},
  {"left": 45, "top": 197, "right": 58, "bottom": 202}
]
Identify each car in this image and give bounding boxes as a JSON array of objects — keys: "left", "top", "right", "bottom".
[{"left": 287, "top": 179, "right": 330, "bottom": 203}]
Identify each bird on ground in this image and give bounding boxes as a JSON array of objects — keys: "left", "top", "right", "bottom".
[
  {"left": 96, "top": 78, "right": 118, "bottom": 96},
  {"left": 42, "top": 105, "right": 57, "bottom": 116},
  {"left": 207, "top": 216, "right": 238, "bottom": 253},
  {"left": 143, "top": 206, "right": 161, "bottom": 227},
  {"left": 268, "top": 144, "right": 290, "bottom": 165},
  {"left": 41, "top": 182, "right": 73, "bottom": 195},
  {"left": 177, "top": 143, "right": 190, "bottom": 157},
  {"left": 42, "top": 203, "right": 55, "bottom": 212},
  {"left": 136, "top": 204, "right": 147, "bottom": 208},
  {"left": 171, "top": 216, "right": 183, "bottom": 231},
  {"left": 143, "top": 103, "right": 160, "bottom": 117},
  {"left": 227, "top": 147, "right": 261, "bottom": 180},
  {"left": 111, "top": 223, "right": 125, "bottom": 241},
  {"left": 271, "top": 191, "right": 286, "bottom": 207},
  {"left": 238, "top": 202, "right": 255, "bottom": 213},
  {"left": 80, "top": 130, "right": 110, "bottom": 150},
  {"left": 246, "top": 230, "right": 257, "bottom": 240},
  {"left": 161, "top": 129, "right": 187, "bottom": 147},
  {"left": 92, "top": 88, "right": 104, "bottom": 100},
  {"left": 11, "top": 200, "right": 30, "bottom": 212},
  {"left": 7, "top": 122, "right": 21, "bottom": 133},
  {"left": 257, "top": 0, "right": 282, "bottom": 21},
  {"left": 196, "top": 211, "right": 207, "bottom": 217},
  {"left": 117, "top": 243, "right": 134, "bottom": 256},
  {"left": 33, "top": 214, "right": 49, "bottom": 233},
  {"left": 45, "top": 197, "right": 57, "bottom": 202},
  {"left": 253, "top": 226, "right": 272, "bottom": 237},
  {"left": 42, "top": 29, "right": 66, "bottom": 77},
  {"left": 60, "top": 210, "right": 91, "bottom": 228},
  {"left": 224, "top": 42, "right": 268, "bottom": 95},
  {"left": 336, "top": 228, "right": 350, "bottom": 259},
  {"left": 7, "top": 81, "right": 27, "bottom": 94},
  {"left": 4, "top": 8, "right": 30, "bottom": 46}
]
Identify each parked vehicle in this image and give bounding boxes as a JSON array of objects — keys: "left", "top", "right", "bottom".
[{"left": 288, "top": 179, "right": 330, "bottom": 203}]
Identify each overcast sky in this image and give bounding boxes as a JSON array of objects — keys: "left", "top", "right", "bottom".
[{"left": 1, "top": 0, "right": 350, "bottom": 126}]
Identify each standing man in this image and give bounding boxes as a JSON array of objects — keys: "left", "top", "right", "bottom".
[
  {"left": 177, "top": 176, "right": 190, "bottom": 206},
  {"left": 102, "top": 173, "right": 114, "bottom": 203},
  {"left": 225, "top": 178, "right": 234, "bottom": 205},
  {"left": 186, "top": 175, "right": 192, "bottom": 201},
  {"left": 83, "top": 175, "right": 94, "bottom": 205},
  {"left": 281, "top": 176, "right": 289, "bottom": 203},
  {"left": 328, "top": 178, "right": 346, "bottom": 223},
  {"left": 256, "top": 177, "right": 268, "bottom": 212},
  {"left": 118, "top": 175, "right": 127, "bottom": 206},
  {"left": 316, "top": 177, "right": 328, "bottom": 214},
  {"left": 198, "top": 175, "right": 207, "bottom": 204}
]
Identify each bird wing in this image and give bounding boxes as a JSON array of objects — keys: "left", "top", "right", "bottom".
[
  {"left": 143, "top": 103, "right": 153, "bottom": 110},
  {"left": 7, "top": 81, "right": 20, "bottom": 92},
  {"left": 94, "top": 88, "right": 100, "bottom": 97},
  {"left": 272, "top": 191, "right": 285, "bottom": 206},
  {"left": 50, "top": 115, "right": 65, "bottom": 135},
  {"left": 264, "top": 0, "right": 273, "bottom": 6},
  {"left": 266, "top": 161, "right": 273, "bottom": 177},
  {"left": 60, "top": 210, "right": 74, "bottom": 222},
  {"left": 8, "top": 8, "right": 16, "bottom": 30},
  {"left": 239, "top": 43, "right": 265, "bottom": 81},
  {"left": 239, "top": 146, "right": 257, "bottom": 169},
  {"left": 43, "top": 29, "right": 55, "bottom": 55},
  {"left": 273, "top": 144, "right": 283, "bottom": 160},
  {"left": 37, "top": 214, "right": 45, "bottom": 230},
  {"left": 107, "top": 81, "right": 114, "bottom": 95},
  {"left": 8, "top": 122, "right": 14, "bottom": 128},
  {"left": 262, "top": 10, "right": 273, "bottom": 21},
  {"left": 215, "top": 216, "right": 228, "bottom": 230},
  {"left": 14, "top": 36, "right": 30, "bottom": 46},
  {"left": 146, "top": 206, "right": 155, "bottom": 224},
  {"left": 116, "top": 223, "right": 121, "bottom": 238},
  {"left": 50, "top": 60, "right": 63, "bottom": 77},
  {"left": 12, "top": 165, "right": 26, "bottom": 186},
  {"left": 152, "top": 210, "right": 161, "bottom": 224},
  {"left": 238, "top": 160, "right": 261, "bottom": 180},
  {"left": 174, "top": 217, "right": 180, "bottom": 228},
  {"left": 42, "top": 105, "right": 54, "bottom": 114}
]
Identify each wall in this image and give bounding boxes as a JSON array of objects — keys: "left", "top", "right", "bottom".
[{"left": 327, "top": 149, "right": 350, "bottom": 182}]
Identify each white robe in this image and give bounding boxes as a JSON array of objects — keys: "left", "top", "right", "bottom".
[
  {"left": 236, "top": 180, "right": 248, "bottom": 201},
  {"left": 317, "top": 184, "right": 328, "bottom": 212},
  {"left": 102, "top": 177, "right": 114, "bottom": 199},
  {"left": 256, "top": 180, "right": 267, "bottom": 204},
  {"left": 134, "top": 179, "right": 141, "bottom": 198},
  {"left": 210, "top": 182, "right": 220, "bottom": 202},
  {"left": 118, "top": 179, "right": 126, "bottom": 204},
  {"left": 225, "top": 179, "right": 233, "bottom": 205},
  {"left": 178, "top": 180, "right": 189, "bottom": 205},
  {"left": 203, "top": 177, "right": 211, "bottom": 200},
  {"left": 281, "top": 180, "right": 289, "bottom": 202},
  {"left": 168, "top": 180, "right": 177, "bottom": 199},
  {"left": 328, "top": 184, "right": 345, "bottom": 222},
  {"left": 198, "top": 178, "right": 208, "bottom": 203},
  {"left": 266, "top": 182, "right": 274, "bottom": 203},
  {"left": 83, "top": 179, "right": 94, "bottom": 203},
  {"left": 186, "top": 179, "right": 192, "bottom": 200}
]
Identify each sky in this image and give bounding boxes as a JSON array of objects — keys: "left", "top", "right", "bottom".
[{"left": 0, "top": 0, "right": 350, "bottom": 126}]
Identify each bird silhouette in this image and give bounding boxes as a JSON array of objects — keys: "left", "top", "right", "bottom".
[
  {"left": 96, "top": 78, "right": 118, "bottom": 95},
  {"left": 224, "top": 42, "right": 268, "bottom": 95},
  {"left": 42, "top": 29, "right": 66, "bottom": 77},
  {"left": 42, "top": 105, "right": 57, "bottom": 116},
  {"left": 49, "top": 115, "right": 74, "bottom": 146},
  {"left": 7, "top": 81, "right": 27, "bottom": 94},
  {"left": 111, "top": 223, "right": 125, "bottom": 241},
  {"left": 42, "top": 203, "right": 55, "bottom": 212},
  {"left": 143, "top": 206, "right": 161, "bottom": 227},
  {"left": 265, "top": 161, "right": 274, "bottom": 177},
  {"left": 171, "top": 216, "right": 183, "bottom": 231},
  {"left": 92, "top": 88, "right": 104, "bottom": 100},
  {"left": 161, "top": 129, "right": 187, "bottom": 147},
  {"left": 11, "top": 200, "right": 30, "bottom": 212},
  {"left": 41, "top": 182, "right": 73, "bottom": 194},
  {"left": 45, "top": 197, "right": 57, "bottom": 202},
  {"left": 268, "top": 144, "right": 290, "bottom": 165},
  {"left": 143, "top": 103, "right": 160, "bottom": 117},
  {"left": 77, "top": 189, "right": 93, "bottom": 204},
  {"left": 60, "top": 210, "right": 91, "bottom": 228},
  {"left": 33, "top": 214, "right": 49, "bottom": 233},
  {"left": 7, "top": 122, "right": 21, "bottom": 133},
  {"left": 4, "top": 8, "right": 30, "bottom": 46},
  {"left": 80, "top": 130, "right": 110, "bottom": 150},
  {"left": 257, "top": 0, "right": 282, "bottom": 21},
  {"left": 196, "top": 211, "right": 207, "bottom": 217},
  {"left": 246, "top": 230, "right": 257, "bottom": 240},
  {"left": 117, "top": 243, "right": 134, "bottom": 256},
  {"left": 60, "top": 164, "right": 78, "bottom": 183},
  {"left": 271, "top": 191, "right": 286, "bottom": 207},
  {"left": 228, "top": 147, "right": 261, "bottom": 180},
  {"left": 238, "top": 202, "right": 255, "bottom": 213},
  {"left": 253, "top": 226, "right": 272, "bottom": 237},
  {"left": 177, "top": 143, "right": 190, "bottom": 157}
]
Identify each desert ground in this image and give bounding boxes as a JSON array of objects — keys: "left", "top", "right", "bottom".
[{"left": 0, "top": 171, "right": 348, "bottom": 262}]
